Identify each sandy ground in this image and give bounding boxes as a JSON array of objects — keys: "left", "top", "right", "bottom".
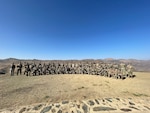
[{"left": 0, "top": 72, "right": 150, "bottom": 110}]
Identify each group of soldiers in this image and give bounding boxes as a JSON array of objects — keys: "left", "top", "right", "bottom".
[
  {"left": 10, "top": 60, "right": 135, "bottom": 79},
  {"left": 10, "top": 62, "right": 22, "bottom": 76}
]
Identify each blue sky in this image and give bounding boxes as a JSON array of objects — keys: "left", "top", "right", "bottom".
[{"left": 0, "top": 0, "right": 150, "bottom": 60}]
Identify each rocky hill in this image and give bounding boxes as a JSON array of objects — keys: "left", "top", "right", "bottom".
[{"left": 103, "top": 58, "right": 150, "bottom": 72}]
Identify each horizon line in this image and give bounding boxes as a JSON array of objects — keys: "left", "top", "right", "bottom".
[{"left": 0, "top": 57, "right": 149, "bottom": 61}]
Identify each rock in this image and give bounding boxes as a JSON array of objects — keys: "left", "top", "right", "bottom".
[
  {"left": 57, "top": 110, "right": 62, "bottom": 113},
  {"left": 129, "top": 101, "right": 135, "bottom": 105},
  {"left": 95, "top": 99, "right": 99, "bottom": 104},
  {"left": 93, "top": 106, "right": 117, "bottom": 111},
  {"left": 77, "top": 110, "right": 82, "bottom": 113},
  {"left": 77, "top": 104, "right": 80, "bottom": 109},
  {"left": 102, "top": 99, "right": 105, "bottom": 102},
  {"left": 56, "top": 104, "right": 60, "bottom": 108},
  {"left": 51, "top": 108, "right": 56, "bottom": 113},
  {"left": 70, "top": 103, "right": 75, "bottom": 107},
  {"left": 82, "top": 104, "right": 89, "bottom": 113},
  {"left": 120, "top": 108, "right": 132, "bottom": 112},
  {"left": 19, "top": 107, "right": 26, "bottom": 113},
  {"left": 116, "top": 98, "right": 120, "bottom": 101},
  {"left": 129, "top": 106, "right": 139, "bottom": 110},
  {"left": 26, "top": 108, "right": 31, "bottom": 111},
  {"left": 40, "top": 106, "right": 52, "bottom": 113},
  {"left": 144, "top": 106, "right": 150, "bottom": 110},
  {"left": 105, "top": 98, "right": 112, "bottom": 102},
  {"left": 88, "top": 100, "right": 95, "bottom": 106},
  {"left": 33, "top": 104, "right": 43, "bottom": 110},
  {"left": 62, "top": 100, "right": 69, "bottom": 104}
]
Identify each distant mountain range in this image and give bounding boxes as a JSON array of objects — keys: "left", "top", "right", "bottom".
[
  {"left": 103, "top": 58, "right": 150, "bottom": 72},
  {"left": 0, "top": 58, "right": 150, "bottom": 74}
]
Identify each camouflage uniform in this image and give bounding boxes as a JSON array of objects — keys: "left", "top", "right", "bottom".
[
  {"left": 24, "top": 63, "right": 31, "bottom": 76},
  {"left": 126, "top": 64, "right": 133, "bottom": 77},
  {"left": 120, "top": 63, "right": 126, "bottom": 76},
  {"left": 10, "top": 63, "right": 15, "bottom": 76},
  {"left": 17, "top": 62, "right": 22, "bottom": 75}
]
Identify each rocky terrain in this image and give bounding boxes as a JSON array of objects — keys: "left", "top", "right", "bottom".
[
  {"left": 0, "top": 72, "right": 150, "bottom": 113},
  {"left": 0, "top": 98, "right": 150, "bottom": 113}
]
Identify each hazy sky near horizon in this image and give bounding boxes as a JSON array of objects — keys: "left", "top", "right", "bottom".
[{"left": 0, "top": 0, "right": 150, "bottom": 60}]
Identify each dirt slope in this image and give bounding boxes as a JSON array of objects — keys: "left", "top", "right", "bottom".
[{"left": 0, "top": 72, "right": 149, "bottom": 109}]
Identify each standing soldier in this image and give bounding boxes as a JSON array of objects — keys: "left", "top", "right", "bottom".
[
  {"left": 17, "top": 62, "right": 22, "bottom": 75},
  {"left": 10, "top": 62, "right": 15, "bottom": 76},
  {"left": 126, "top": 64, "right": 134, "bottom": 77},
  {"left": 120, "top": 63, "right": 126, "bottom": 76},
  {"left": 37, "top": 63, "right": 42, "bottom": 75},
  {"left": 24, "top": 62, "right": 31, "bottom": 76}
]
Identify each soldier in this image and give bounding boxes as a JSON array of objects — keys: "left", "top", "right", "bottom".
[
  {"left": 42, "top": 63, "right": 46, "bottom": 75},
  {"left": 24, "top": 62, "right": 31, "bottom": 76},
  {"left": 10, "top": 62, "right": 15, "bottom": 76},
  {"left": 32, "top": 63, "right": 37, "bottom": 76},
  {"left": 37, "top": 63, "right": 42, "bottom": 75},
  {"left": 17, "top": 61, "right": 22, "bottom": 75},
  {"left": 120, "top": 63, "right": 126, "bottom": 76},
  {"left": 126, "top": 64, "right": 134, "bottom": 77}
]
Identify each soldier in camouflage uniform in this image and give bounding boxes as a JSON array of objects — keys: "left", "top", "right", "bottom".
[
  {"left": 32, "top": 63, "right": 37, "bottom": 76},
  {"left": 17, "top": 61, "right": 22, "bottom": 75},
  {"left": 120, "top": 63, "right": 126, "bottom": 76},
  {"left": 10, "top": 62, "right": 15, "bottom": 76},
  {"left": 10, "top": 60, "right": 135, "bottom": 79},
  {"left": 24, "top": 62, "right": 31, "bottom": 76},
  {"left": 37, "top": 63, "right": 42, "bottom": 75},
  {"left": 126, "top": 64, "right": 135, "bottom": 78}
]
